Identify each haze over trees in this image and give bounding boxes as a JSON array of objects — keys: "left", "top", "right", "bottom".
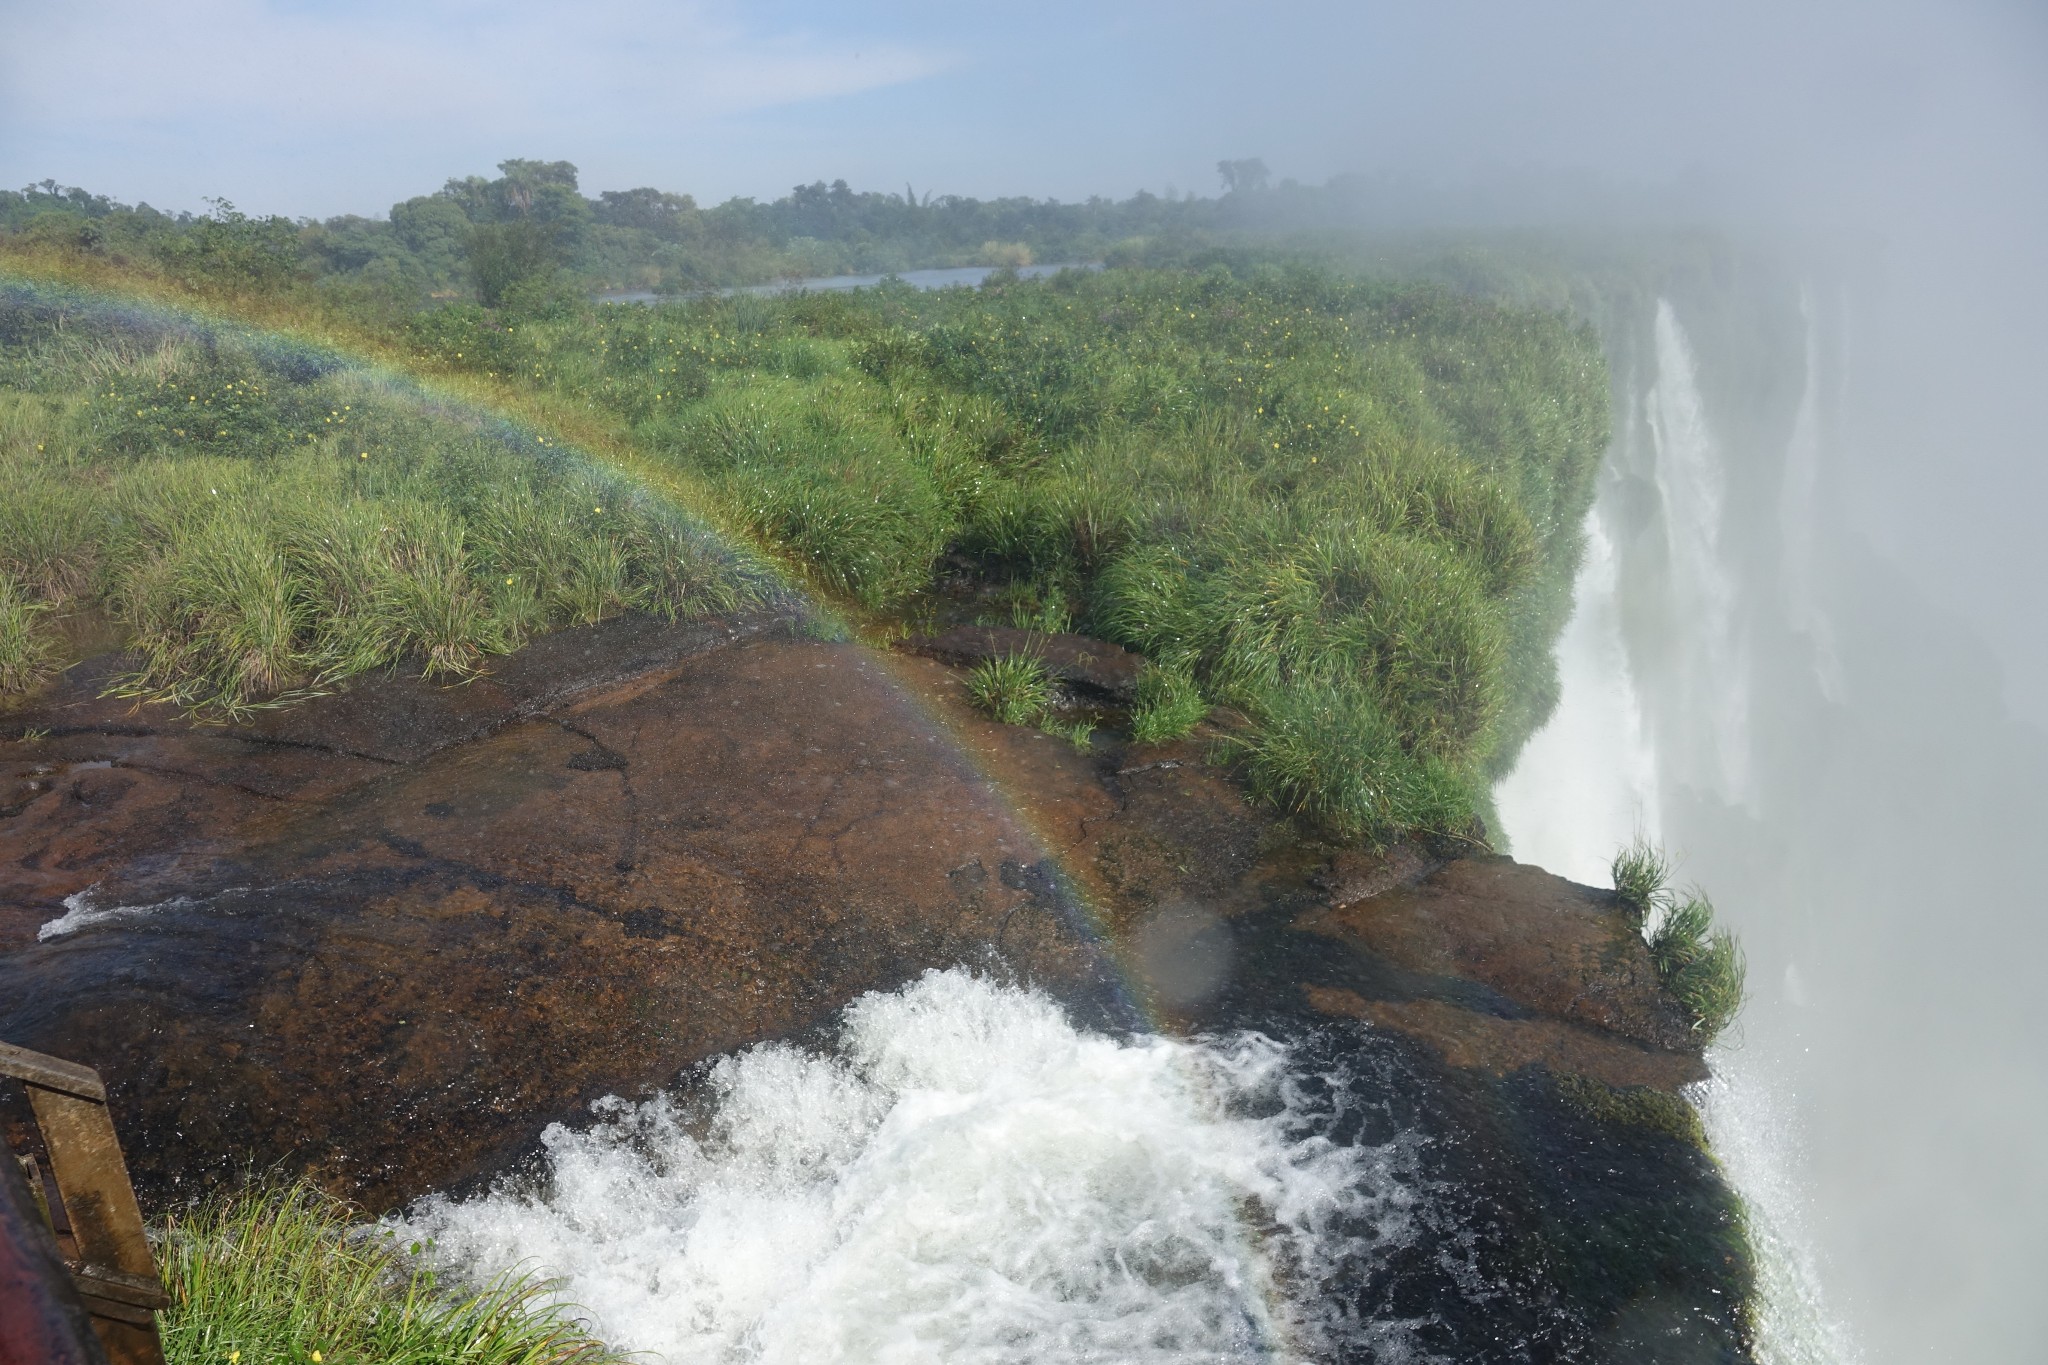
[{"left": 0, "top": 158, "right": 1430, "bottom": 300}]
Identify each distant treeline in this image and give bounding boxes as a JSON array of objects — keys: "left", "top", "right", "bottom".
[{"left": 0, "top": 158, "right": 1422, "bottom": 300}]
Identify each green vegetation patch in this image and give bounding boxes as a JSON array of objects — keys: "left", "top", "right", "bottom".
[
  {"left": 0, "top": 288, "right": 769, "bottom": 715},
  {"left": 1610, "top": 837, "right": 1672, "bottom": 930},
  {"left": 1608, "top": 840, "right": 1748, "bottom": 1042},
  {"left": 1554, "top": 1072, "right": 1708, "bottom": 1149},
  {"left": 965, "top": 652, "right": 1055, "bottom": 727},
  {"left": 159, "top": 1181, "right": 619, "bottom": 1364},
  {"left": 2, "top": 256, "right": 1608, "bottom": 849},
  {"left": 1128, "top": 662, "right": 1208, "bottom": 744},
  {"left": 416, "top": 264, "right": 1605, "bottom": 844}
]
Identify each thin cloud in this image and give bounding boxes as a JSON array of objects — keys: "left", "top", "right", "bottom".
[{"left": 1, "top": 0, "right": 954, "bottom": 184}]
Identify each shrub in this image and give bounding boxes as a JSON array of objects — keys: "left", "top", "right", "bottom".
[
  {"left": 157, "top": 1181, "right": 619, "bottom": 1364},
  {"left": 965, "top": 653, "right": 1054, "bottom": 726},
  {"left": 1129, "top": 663, "right": 1208, "bottom": 743}
]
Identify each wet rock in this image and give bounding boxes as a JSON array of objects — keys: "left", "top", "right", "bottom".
[
  {"left": 1301, "top": 855, "right": 1704, "bottom": 1059},
  {"left": 0, "top": 619, "right": 1115, "bottom": 1208},
  {"left": 0, "top": 616, "right": 1750, "bottom": 1359},
  {"left": 899, "top": 625, "right": 1145, "bottom": 701}
]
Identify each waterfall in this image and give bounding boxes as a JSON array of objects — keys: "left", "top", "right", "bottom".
[
  {"left": 1646, "top": 299, "right": 1756, "bottom": 812},
  {"left": 1776, "top": 289, "right": 1846, "bottom": 704},
  {"left": 1493, "top": 503, "right": 1661, "bottom": 882},
  {"left": 1499, "top": 296, "right": 1860, "bottom": 1364}
]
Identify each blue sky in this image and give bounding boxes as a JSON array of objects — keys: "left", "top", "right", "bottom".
[{"left": 1, "top": 0, "right": 2039, "bottom": 221}]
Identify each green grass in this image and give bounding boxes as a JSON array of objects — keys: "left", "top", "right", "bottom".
[
  {"left": 158, "top": 1182, "right": 619, "bottom": 1365},
  {"left": 964, "top": 652, "right": 1054, "bottom": 726},
  {"left": 0, "top": 573, "right": 59, "bottom": 692},
  {"left": 1650, "top": 892, "right": 1747, "bottom": 1042},
  {"left": 1237, "top": 681, "right": 1479, "bottom": 845},
  {"left": 1128, "top": 662, "right": 1208, "bottom": 743},
  {"left": 1610, "top": 837, "right": 1673, "bottom": 930},
  {"left": 1612, "top": 841, "right": 1747, "bottom": 1044},
  {"left": 2, "top": 259, "right": 1609, "bottom": 847},
  {"left": 0, "top": 300, "right": 769, "bottom": 715}
]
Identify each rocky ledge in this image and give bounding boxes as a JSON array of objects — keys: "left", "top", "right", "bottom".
[{"left": 0, "top": 616, "right": 1752, "bottom": 1363}]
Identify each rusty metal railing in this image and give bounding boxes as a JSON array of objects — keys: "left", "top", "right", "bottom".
[{"left": 1, "top": 1040, "right": 167, "bottom": 1365}]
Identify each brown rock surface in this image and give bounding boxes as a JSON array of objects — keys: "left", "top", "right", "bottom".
[
  {"left": 0, "top": 619, "right": 1111, "bottom": 1206},
  {"left": 1301, "top": 855, "right": 1701, "bottom": 1054},
  {"left": 1, "top": 609, "right": 1709, "bottom": 1211}
]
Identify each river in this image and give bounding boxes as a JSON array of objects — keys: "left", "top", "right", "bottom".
[{"left": 599, "top": 262, "right": 1097, "bottom": 305}]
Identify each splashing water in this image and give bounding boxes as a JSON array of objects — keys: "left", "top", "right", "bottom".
[
  {"left": 1693, "top": 1050, "right": 1865, "bottom": 1365},
  {"left": 37, "top": 888, "right": 220, "bottom": 941},
  {"left": 398, "top": 969, "right": 1409, "bottom": 1364}
]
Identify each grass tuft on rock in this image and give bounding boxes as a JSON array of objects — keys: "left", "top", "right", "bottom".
[
  {"left": 1128, "top": 662, "right": 1208, "bottom": 743},
  {"left": 1614, "top": 843, "right": 1748, "bottom": 1045},
  {"left": 965, "top": 652, "right": 1054, "bottom": 726},
  {"left": 158, "top": 1181, "right": 619, "bottom": 1365},
  {"left": 1610, "top": 837, "right": 1672, "bottom": 929}
]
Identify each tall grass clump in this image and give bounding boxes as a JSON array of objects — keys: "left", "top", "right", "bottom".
[
  {"left": 1238, "top": 682, "right": 1478, "bottom": 845},
  {"left": 0, "top": 304, "right": 769, "bottom": 713},
  {"left": 1612, "top": 841, "right": 1747, "bottom": 1043},
  {"left": 0, "top": 574, "right": 60, "bottom": 692},
  {"left": 1649, "top": 891, "right": 1747, "bottom": 1041},
  {"left": 1610, "top": 837, "right": 1673, "bottom": 930},
  {"left": 158, "top": 1181, "right": 620, "bottom": 1364},
  {"left": 1128, "top": 662, "right": 1208, "bottom": 743},
  {"left": 965, "top": 652, "right": 1054, "bottom": 726},
  {"left": 645, "top": 376, "right": 947, "bottom": 609}
]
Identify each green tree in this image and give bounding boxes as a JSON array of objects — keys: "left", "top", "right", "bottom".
[
  {"left": 467, "top": 219, "right": 559, "bottom": 307},
  {"left": 1217, "top": 158, "right": 1271, "bottom": 195},
  {"left": 155, "top": 199, "right": 302, "bottom": 290}
]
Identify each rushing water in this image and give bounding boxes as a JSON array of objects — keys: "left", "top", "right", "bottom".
[{"left": 399, "top": 970, "right": 1415, "bottom": 1364}]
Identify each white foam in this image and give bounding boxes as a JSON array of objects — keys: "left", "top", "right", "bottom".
[
  {"left": 398, "top": 969, "right": 1403, "bottom": 1364},
  {"left": 36, "top": 888, "right": 176, "bottom": 940}
]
